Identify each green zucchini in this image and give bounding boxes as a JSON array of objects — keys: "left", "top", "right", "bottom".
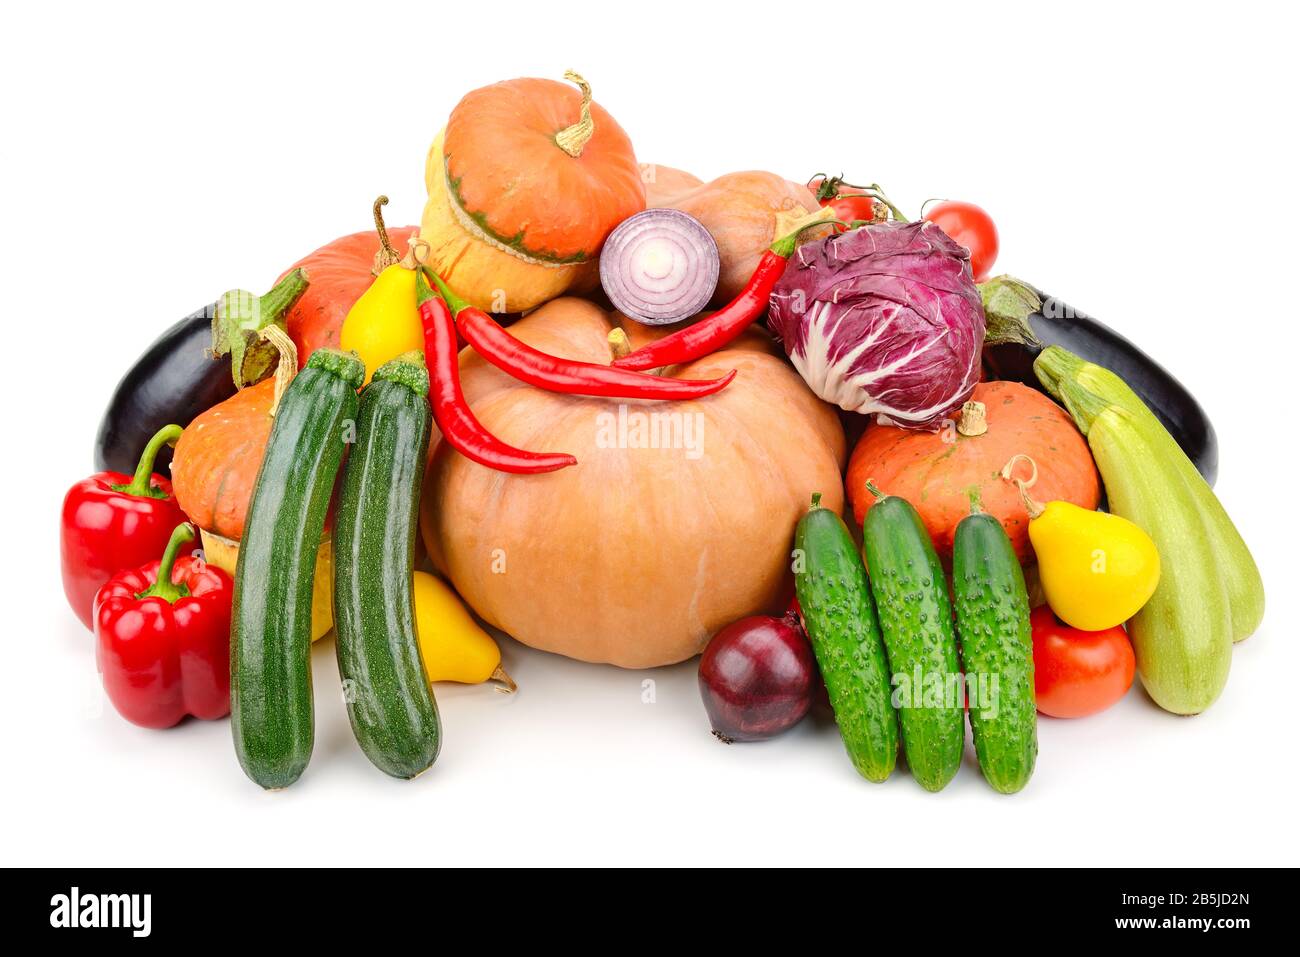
[
  {"left": 1090, "top": 408, "right": 1232, "bottom": 713},
  {"left": 334, "top": 352, "right": 441, "bottom": 778},
  {"left": 232, "top": 348, "right": 364, "bottom": 789},
  {"left": 794, "top": 493, "right": 898, "bottom": 782},
  {"left": 861, "top": 488, "right": 965, "bottom": 792},
  {"left": 952, "top": 508, "right": 1037, "bottom": 794},
  {"left": 1035, "top": 346, "right": 1262, "bottom": 643}
]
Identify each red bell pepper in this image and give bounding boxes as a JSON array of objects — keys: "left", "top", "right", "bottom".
[
  {"left": 61, "top": 424, "right": 188, "bottom": 629},
  {"left": 94, "top": 523, "right": 233, "bottom": 729}
]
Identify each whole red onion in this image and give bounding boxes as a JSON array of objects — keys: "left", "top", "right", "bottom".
[{"left": 698, "top": 612, "right": 816, "bottom": 743}]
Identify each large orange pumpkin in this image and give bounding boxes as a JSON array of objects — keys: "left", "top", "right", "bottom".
[
  {"left": 846, "top": 381, "right": 1100, "bottom": 563},
  {"left": 279, "top": 225, "right": 419, "bottom": 364},
  {"left": 647, "top": 170, "right": 820, "bottom": 306},
  {"left": 420, "top": 73, "right": 645, "bottom": 313},
  {"left": 420, "top": 299, "right": 846, "bottom": 668}
]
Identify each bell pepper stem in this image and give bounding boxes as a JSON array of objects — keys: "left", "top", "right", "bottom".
[
  {"left": 136, "top": 523, "right": 195, "bottom": 603},
  {"left": 113, "top": 424, "right": 183, "bottom": 499}
]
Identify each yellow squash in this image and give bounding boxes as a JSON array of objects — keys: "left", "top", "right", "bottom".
[
  {"left": 1005, "top": 454, "right": 1160, "bottom": 631},
  {"left": 1027, "top": 500, "right": 1160, "bottom": 631},
  {"left": 339, "top": 263, "right": 424, "bottom": 385},
  {"left": 413, "top": 571, "right": 515, "bottom": 690}
]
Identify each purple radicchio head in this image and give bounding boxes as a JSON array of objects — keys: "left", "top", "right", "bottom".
[{"left": 767, "top": 220, "right": 985, "bottom": 430}]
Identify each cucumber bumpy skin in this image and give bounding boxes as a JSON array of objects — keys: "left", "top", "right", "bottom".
[
  {"left": 862, "top": 492, "right": 965, "bottom": 792},
  {"left": 231, "top": 348, "right": 364, "bottom": 790},
  {"left": 334, "top": 353, "right": 441, "bottom": 778},
  {"left": 794, "top": 493, "right": 898, "bottom": 782},
  {"left": 952, "top": 511, "right": 1037, "bottom": 794}
]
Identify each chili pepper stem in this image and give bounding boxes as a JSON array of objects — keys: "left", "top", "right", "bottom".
[
  {"left": 112, "top": 424, "right": 183, "bottom": 499},
  {"left": 422, "top": 266, "right": 471, "bottom": 316},
  {"left": 136, "top": 523, "right": 195, "bottom": 603},
  {"left": 769, "top": 206, "right": 837, "bottom": 258}
]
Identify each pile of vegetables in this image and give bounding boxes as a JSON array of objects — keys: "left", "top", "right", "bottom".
[{"left": 61, "top": 68, "right": 1264, "bottom": 794}]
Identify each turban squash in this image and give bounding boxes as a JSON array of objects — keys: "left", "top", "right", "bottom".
[
  {"left": 419, "top": 298, "right": 846, "bottom": 669},
  {"left": 419, "top": 73, "right": 645, "bottom": 313}
]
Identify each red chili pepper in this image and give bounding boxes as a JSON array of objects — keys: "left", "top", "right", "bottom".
[
  {"left": 416, "top": 270, "right": 577, "bottom": 474},
  {"left": 425, "top": 270, "right": 738, "bottom": 400},
  {"left": 94, "top": 523, "right": 234, "bottom": 729},
  {"left": 611, "top": 210, "right": 834, "bottom": 372},
  {"left": 61, "top": 424, "right": 189, "bottom": 630}
]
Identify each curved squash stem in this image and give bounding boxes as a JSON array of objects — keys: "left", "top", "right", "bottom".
[
  {"left": 259, "top": 325, "right": 299, "bottom": 417},
  {"left": 1001, "top": 454, "right": 1045, "bottom": 518},
  {"left": 402, "top": 235, "right": 431, "bottom": 270},
  {"left": 372, "top": 195, "right": 402, "bottom": 275},
  {"left": 554, "top": 70, "right": 595, "bottom": 157},
  {"left": 490, "top": 665, "right": 518, "bottom": 694}
]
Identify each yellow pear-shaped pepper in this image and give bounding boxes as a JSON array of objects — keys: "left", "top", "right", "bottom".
[
  {"left": 340, "top": 264, "right": 424, "bottom": 386},
  {"left": 1007, "top": 455, "right": 1160, "bottom": 631},
  {"left": 339, "top": 198, "right": 426, "bottom": 385},
  {"left": 413, "top": 571, "right": 515, "bottom": 690}
]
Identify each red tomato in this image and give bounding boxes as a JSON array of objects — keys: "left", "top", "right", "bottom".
[
  {"left": 824, "top": 194, "right": 880, "bottom": 231},
  {"left": 923, "top": 200, "right": 999, "bottom": 281},
  {"left": 808, "top": 177, "right": 882, "bottom": 232},
  {"left": 1030, "top": 606, "right": 1135, "bottom": 718}
]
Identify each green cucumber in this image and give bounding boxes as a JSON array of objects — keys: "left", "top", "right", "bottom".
[
  {"left": 952, "top": 508, "right": 1037, "bottom": 794},
  {"left": 232, "top": 348, "right": 364, "bottom": 789},
  {"left": 861, "top": 487, "right": 964, "bottom": 792},
  {"left": 334, "top": 352, "right": 441, "bottom": 778},
  {"left": 794, "top": 493, "right": 898, "bottom": 782}
]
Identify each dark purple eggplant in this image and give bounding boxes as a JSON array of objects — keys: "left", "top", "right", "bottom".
[
  {"left": 95, "top": 303, "right": 222, "bottom": 474},
  {"left": 981, "top": 278, "right": 1218, "bottom": 486},
  {"left": 94, "top": 270, "right": 308, "bottom": 474}
]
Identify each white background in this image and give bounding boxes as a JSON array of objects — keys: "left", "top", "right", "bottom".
[{"left": 3, "top": 1, "right": 1297, "bottom": 867}]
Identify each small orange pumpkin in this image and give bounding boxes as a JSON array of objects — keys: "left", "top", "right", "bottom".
[
  {"left": 420, "top": 72, "right": 644, "bottom": 312},
  {"left": 172, "top": 378, "right": 276, "bottom": 542},
  {"left": 846, "top": 381, "right": 1100, "bottom": 563},
  {"left": 172, "top": 372, "right": 337, "bottom": 641}
]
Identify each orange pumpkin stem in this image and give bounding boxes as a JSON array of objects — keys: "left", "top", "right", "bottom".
[
  {"left": 1001, "top": 454, "right": 1045, "bottom": 519},
  {"left": 554, "top": 70, "right": 595, "bottom": 158},
  {"left": 607, "top": 328, "right": 632, "bottom": 361},
  {"left": 957, "top": 401, "right": 988, "bottom": 437},
  {"left": 372, "top": 195, "right": 402, "bottom": 275},
  {"left": 258, "top": 325, "right": 299, "bottom": 417}
]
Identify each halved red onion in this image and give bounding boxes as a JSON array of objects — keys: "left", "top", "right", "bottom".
[{"left": 599, "top": 208, "right": 719, "bottom": 326}]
